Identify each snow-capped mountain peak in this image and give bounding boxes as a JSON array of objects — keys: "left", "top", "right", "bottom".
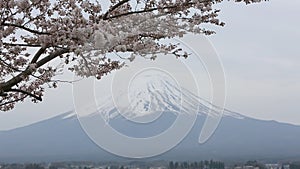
[{"left": 80, "top": 74, "right": 246, "bottom": 122}]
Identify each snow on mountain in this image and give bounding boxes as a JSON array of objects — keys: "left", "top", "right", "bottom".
[
  {"left": 62, "top": 112, "right": 77, "bottom": 119},
  {"left": 74, "top": 73, "right": 246, "bottom": 123}
]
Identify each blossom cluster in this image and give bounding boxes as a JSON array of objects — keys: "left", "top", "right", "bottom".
[{"left": 0, "top": 0, "right": 265, "bottom": 111}]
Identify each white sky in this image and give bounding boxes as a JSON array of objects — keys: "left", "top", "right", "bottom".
[{"left": 0, "top": 0, "right": 300, "bottom": 130}]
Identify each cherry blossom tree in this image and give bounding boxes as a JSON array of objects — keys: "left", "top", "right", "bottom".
[{"left": 0, "top": 0, "right": 265, "bottom": 111}]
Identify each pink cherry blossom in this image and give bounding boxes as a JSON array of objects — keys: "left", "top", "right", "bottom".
[{"left": 0, "top": 0, "right": 266, "bottom": 111}]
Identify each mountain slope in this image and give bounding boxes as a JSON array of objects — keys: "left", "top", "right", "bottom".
[
  {"left": 1, "top": 76, "right": 300, "bottom": 162},
  {"left": 1, "top": 111, "right": 300, "bottom": 162},
  {"left": 0, "top": 113, "right": 114, "bottom": 162}
]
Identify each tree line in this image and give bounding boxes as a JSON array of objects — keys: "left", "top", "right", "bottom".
[{"left": 169, "top": 160, "right": 225, "bottom": 169}]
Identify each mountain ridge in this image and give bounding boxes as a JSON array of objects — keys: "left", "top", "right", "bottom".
[
  {"left": 1, "top": 76, "right": 300, "bottom": 162},
  {"left": 1, "top": 108, "right": 300, "bottom": 163}
]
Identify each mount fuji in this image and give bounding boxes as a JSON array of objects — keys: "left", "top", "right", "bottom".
[{"left": 1, "top": 76, "right": 300, "bottom": 162}]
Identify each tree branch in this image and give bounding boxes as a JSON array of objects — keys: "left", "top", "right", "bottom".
[
  {"left": 9, "top": 88, "right": 42, "bottom": 101},
  {"left": 105, "top": 5, "right": 184, "bottom": 19},
  {"left": 0, "top": 92, "right": 8, "bottom": 97},
  {"left": 103, "top": 0, "right": 130, "bottom": 20},
  {"left": 0, "top": 48, "right": 69, "bottom": 92},
  {"left": 0, "top": 95, "right": 27, "bottom": 107},
  {"left": 0, "top": 58, "right": 22, "bottom": 72},
  {"left": 30, "top": 47, "right": 47, "bottom": 64},
  {"left": 104, "top": 0, "right": 212, "bottom": 20},
  {"left": 36, "top": 48, "right": 69, "bottom": 67},
  {"left": 3, "top": 42, "right": 42, "bottom": 47},
  {"left": 1, "top": 23, "right": 50, "bottom": 35}
]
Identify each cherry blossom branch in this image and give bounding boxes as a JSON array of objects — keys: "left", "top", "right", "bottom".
[
  {"left": 51, "top": 78, "right": 84, "bottom": 84},
  {"left": 0, "top": 95, "right": 27, "bottom": 107},
  {"left": 0, "top": 48, "right": 69, "bottom": 93},
  {"left": 104, "top": 0, "right": 211, "bottom": 20},
  {"left": 103, "top": 0, "right": 131, "bottom": 20},
  {"left": 0, "top": 93, "right": 8, "bottom": 97},
  {"left": 30, "top": 47, "right": 47, "bottom": 64},
  {"left": 9, "top": 88, "right": 42, "bottom": 101},
  {"left": 36, "top": 48, "right": 69, "bottom": 68},
  {"left": 80, "top": 54, "right": 93, "bottom": 76},
  {"left": 1, "top": 23, "right": 50, "bottom": 35},
  {"left": 2, "top": 42, "right": 42, "bottom": 47},
  {"left": 0, "top": 58, "right": 22, "bottom": 72}
]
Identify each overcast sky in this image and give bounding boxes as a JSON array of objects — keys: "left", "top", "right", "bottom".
[{"left": 0, "top": 0, "right": 299, "bottom": 130}]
